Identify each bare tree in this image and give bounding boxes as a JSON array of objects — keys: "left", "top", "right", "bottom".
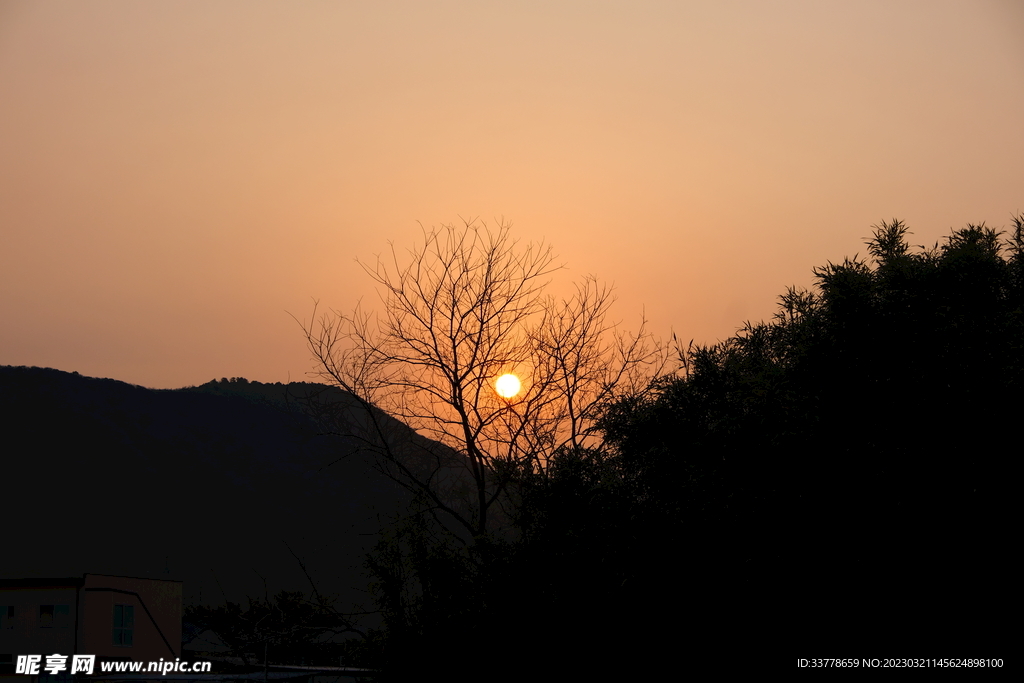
[{"left": 300, "top": 218, "right": 663, "bottom": 538}]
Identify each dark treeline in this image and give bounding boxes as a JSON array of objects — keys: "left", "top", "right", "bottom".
[
  {"left": 596, "top": 219, "right": 1020, "bottom": 656},
  {"left": 355, "top": 218, "right": 1020, "bottom": 677}
]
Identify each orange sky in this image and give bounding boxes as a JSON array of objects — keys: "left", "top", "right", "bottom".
[{"left": 2, "top": 0, "right": 1022, "bottom": 389}]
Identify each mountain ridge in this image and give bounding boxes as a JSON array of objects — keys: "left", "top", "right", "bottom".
[{"left": 0, "top": 365, "right": 448, "bottom": 615}]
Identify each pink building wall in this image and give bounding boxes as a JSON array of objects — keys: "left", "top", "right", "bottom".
[
  {"left": 78, "top": 574, "right": 182, "bottom": 661},
  {"left": 0, "top": 573, "right": 181, "bottom": 680}
]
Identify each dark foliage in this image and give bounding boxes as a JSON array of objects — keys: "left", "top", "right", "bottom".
[
  {"left": 183, "top": 591, "right": 361, "bottom": 667},
  {"left": 598, "top": 217, "right": 1022, "bottom": 654},
  {"left": 361, "top": 217, "right": 1021, "bottom": 675}
]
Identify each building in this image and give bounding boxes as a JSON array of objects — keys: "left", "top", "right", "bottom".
[{"left": 0, "top": 574, "right": 182, "bottom": 679}]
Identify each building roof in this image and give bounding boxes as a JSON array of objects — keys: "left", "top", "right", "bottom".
[{"left": 0, "top": 577, "right": 84, "bottom": 589}]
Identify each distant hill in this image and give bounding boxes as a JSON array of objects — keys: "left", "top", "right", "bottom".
[{"left": 0, "top": 365, "right": 452, "bottom": 616}]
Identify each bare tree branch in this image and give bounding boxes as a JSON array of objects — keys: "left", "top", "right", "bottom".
[{"left": 298, "top": 218, "right": 667, "bottom": 537}]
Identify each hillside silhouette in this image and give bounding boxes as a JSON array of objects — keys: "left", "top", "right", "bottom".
[{"left": 0, "top": 367, "right": 451, "bottom": 616}]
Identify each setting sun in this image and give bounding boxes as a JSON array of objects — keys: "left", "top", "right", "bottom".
[{"left": 494, "top": 373, "right": 521, "bottom": 398}]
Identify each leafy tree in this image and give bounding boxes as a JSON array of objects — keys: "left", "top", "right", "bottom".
[
  {"left": 599, "top": 216, "right": 1022, "bottom": 652},
  {"left": 299, "top": 215, "right": 1020, "bottom": 670}
]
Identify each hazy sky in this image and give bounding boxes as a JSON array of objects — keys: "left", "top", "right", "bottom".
[{"left": 2, "top": 0, "right": 1022, "bottom": 389}]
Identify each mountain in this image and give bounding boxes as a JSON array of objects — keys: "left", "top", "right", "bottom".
[{"left": 0, "top": 365, "right": 447, "bottom": 615}]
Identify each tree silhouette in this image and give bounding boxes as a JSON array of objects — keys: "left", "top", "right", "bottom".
[
  {"left": 298, "top": 219, "right": 664, "bottom": 677},
  {"left": 184, "top": 591, "right": 362, "bottom": 668},
  {"left": 300, "top": 219, "right": 662, "bottom": 538},
  {"left": 598, "top": 216, "right": 1022, "bottom": 652},
  {"left": 298, "top": 215, "right": 1019, "bottom": 671}
]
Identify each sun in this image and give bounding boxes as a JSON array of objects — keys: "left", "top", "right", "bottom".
[{"left": 494, "top": 373, "right": 522, "bottom": 399}]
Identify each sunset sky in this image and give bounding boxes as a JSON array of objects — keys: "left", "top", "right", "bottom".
[{"left": 2, "top": 0, "right": 1022, "bottom": 390}]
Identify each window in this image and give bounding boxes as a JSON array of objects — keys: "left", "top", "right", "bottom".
[
  {"left": 0, "top": 606, "right": 12, "bottom": 629},
  {"left": 112, "top": 605, "right": 134, "bottom": 647},
  {"left": 38, "top": 605, "right": 69, "bottom": 628}
]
